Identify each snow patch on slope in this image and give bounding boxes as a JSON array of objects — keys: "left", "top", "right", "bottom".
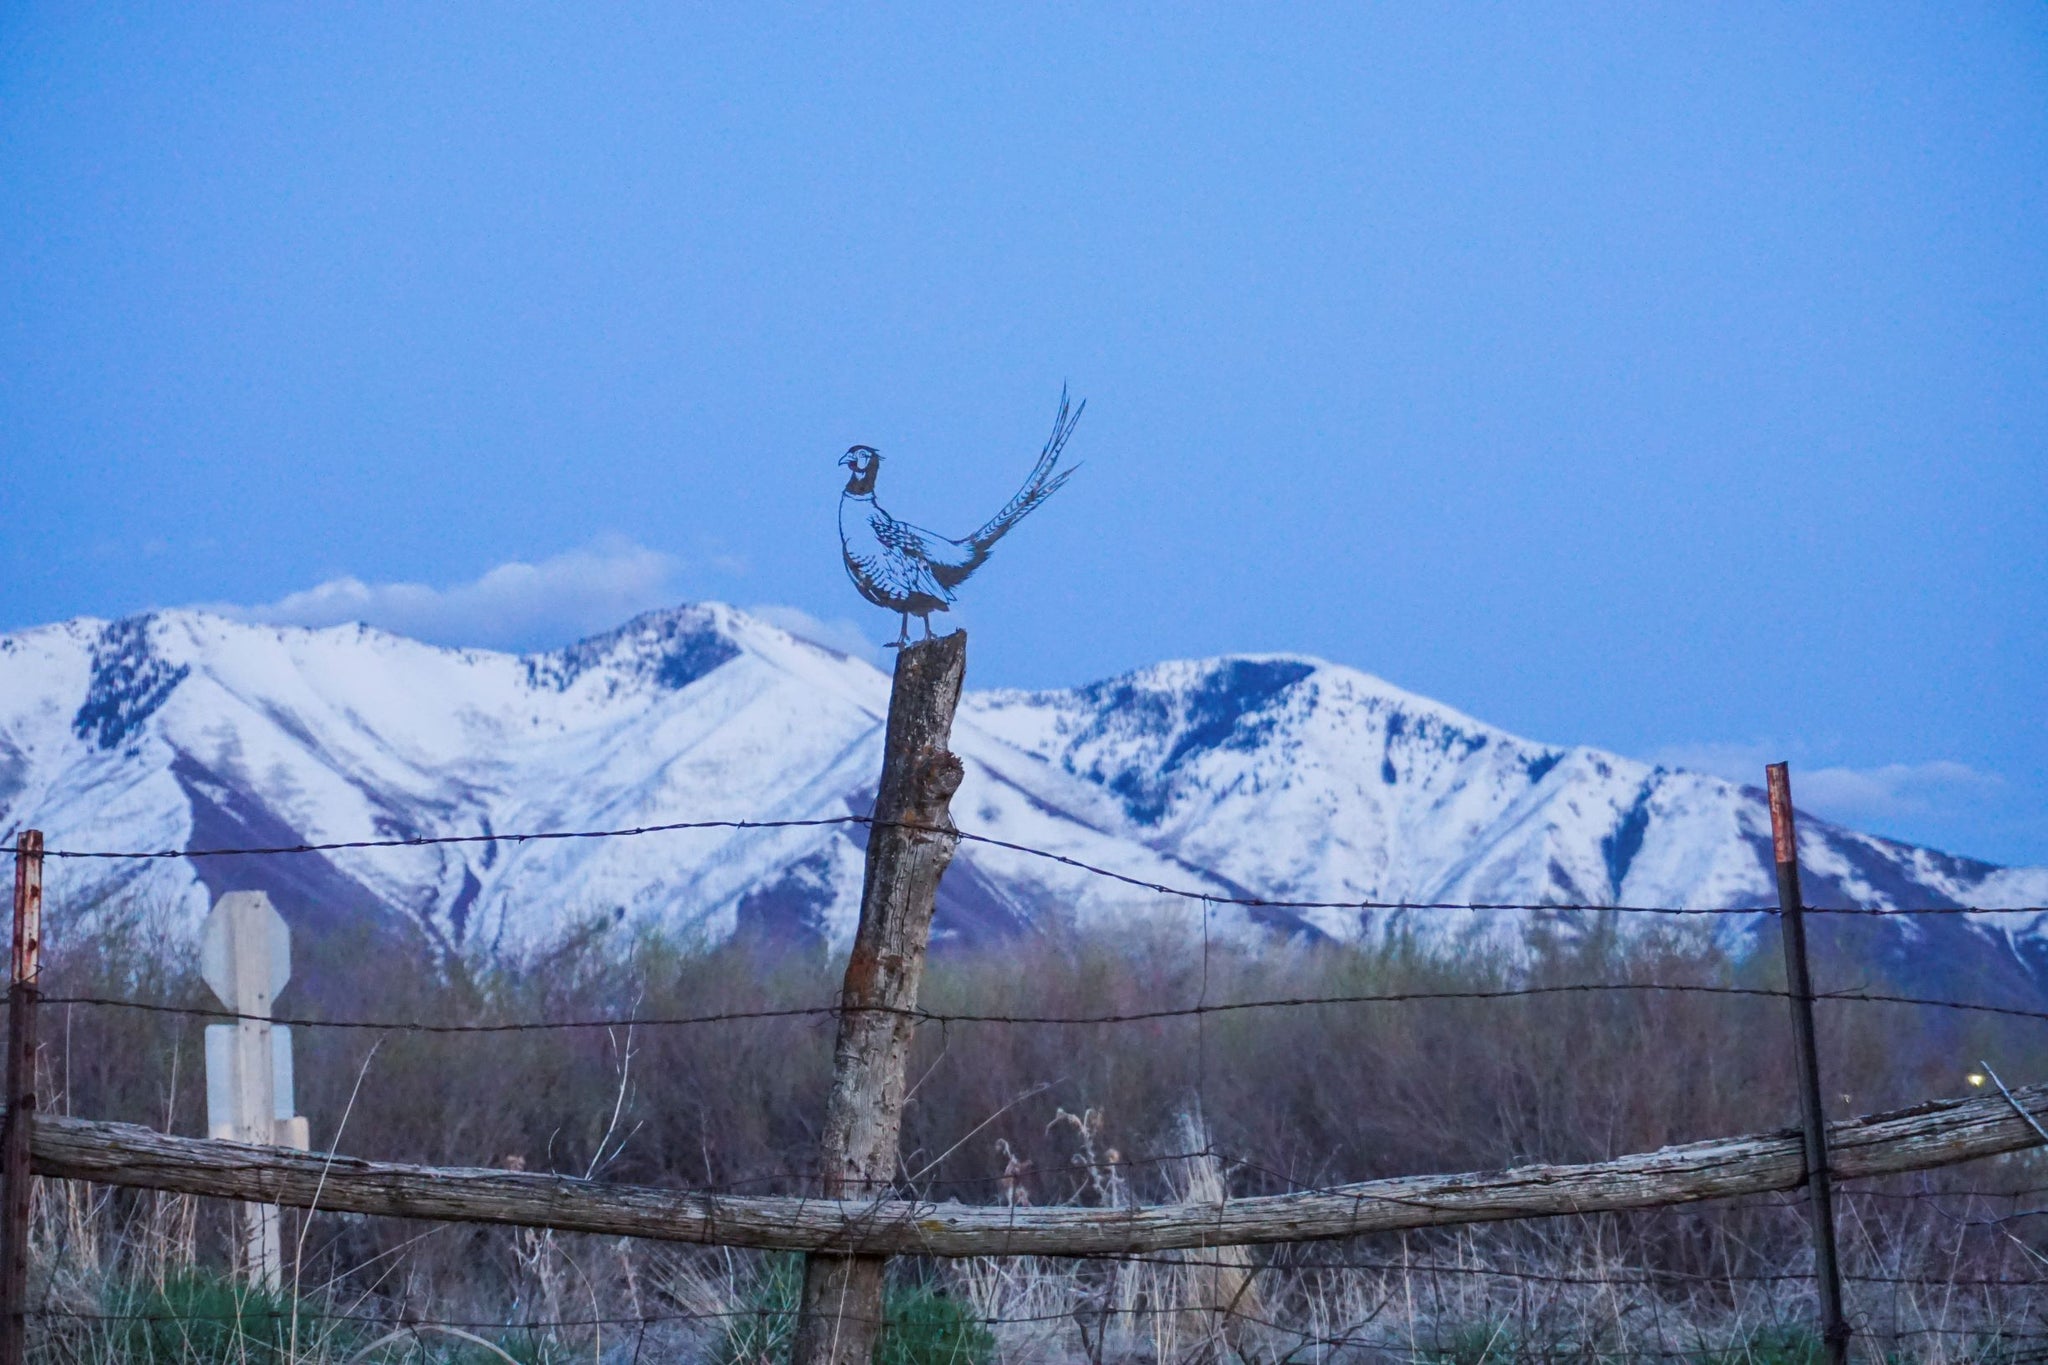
[{"left": 0, "top": 608, "right": 2040, "bottom": 983}]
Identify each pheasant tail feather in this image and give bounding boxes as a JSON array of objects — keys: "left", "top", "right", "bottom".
[{"left": 966, "top": 387, "right": 1086, "bottom": 553}]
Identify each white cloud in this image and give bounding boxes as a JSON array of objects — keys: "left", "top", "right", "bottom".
[
  {"left": 1652, "top": 741, "right": 2003, "bottom": 825},
  {"left": 202, "top": 538, "right": 897, "bottom": 664},
  {"left": 209, "top": 538, "right": 686, "bottom": 652},
  {"left": 1794, "top": 762, "right": 2002, "bottom": 822}
]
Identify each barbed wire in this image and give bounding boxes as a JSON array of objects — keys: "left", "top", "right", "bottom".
[
  {"left": 1069, "top": 1251, "right": 2048, "bottom": 1290},
  {"left": 29, "top": 1199, "right": 2048, "bottom": 1294},
  {"left": 36, "top": 817, "right": 865, "bottom": 862},
  {"left": 943, "top": 825, "right": 2047, "bottom": 918},
  {"left": 31, "top": 1302, "right": 2048, "bottom": 1356},
  {"left": 31, "top": 1307, "right": 723, "bottom": 1328},
  {"left": 25, "top": 817, "right": 2043, "bottom": 917},
  {"left": 19, "top": 806, "right": 2048, "bottom": 1356},
  {"left": 35, "top": 1296, "right": 2048, "bottom": 1326},
  {"left": 40, "top": 978, "right": 2048, "bottom": 1035}
]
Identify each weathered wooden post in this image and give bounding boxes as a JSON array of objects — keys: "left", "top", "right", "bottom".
[
  {"left": 1766, "top": 764, "right": 1849, "bottom": 1365},
  {"left": 200, "top": 891, "right": 309, "bottom": 1290},
  {"left": 792, "top": 632, "right": 968, "bottom": 1365},
  {"left": 0, "top": 831, "right": 43, "bottom": 1365}
]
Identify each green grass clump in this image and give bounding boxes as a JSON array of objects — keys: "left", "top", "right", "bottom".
[
  {"left": 111, "top": 1270, "right": 345, "bottom": 1365},
  {"left": 102, "top": 1273, "right": 561, "bottom": 1365},
  {"left": 1692, "top": 1327, "right": 1827, "bottom": 1365},
  {"left": 715, "top": 1256, "right": 991, "bottom": 1365},
  {"left": 876, "top": 1280, "right": 993, "bottom": 1365},
  {"left": 1425, "top": 1324, "right": 1834, "bottom": 1365}
]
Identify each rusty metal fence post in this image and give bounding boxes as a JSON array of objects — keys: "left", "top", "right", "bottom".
[
  {"left": 2, "top": 831, "right": 44, "bottom": 1365},
  {"left": 1766, "top": 766, "right": 1849, "bottom": 1365}
]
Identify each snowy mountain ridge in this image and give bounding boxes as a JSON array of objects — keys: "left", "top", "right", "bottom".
[{"left": 4, "top": 605, "right": 2045, "bottom": 989}]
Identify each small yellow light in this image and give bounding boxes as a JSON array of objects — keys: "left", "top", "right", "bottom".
[{"left": 1967, "top": 1072, "right": 1988, "bottom": 1088}]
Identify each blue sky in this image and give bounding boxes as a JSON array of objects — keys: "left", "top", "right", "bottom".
[{"left": 3, "top": 6, "right": 2043, "bottom": 865}]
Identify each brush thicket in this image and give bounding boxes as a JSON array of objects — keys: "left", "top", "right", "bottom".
[{"left": 24, "top": 896, "right": 2048, "bottom": 1362}]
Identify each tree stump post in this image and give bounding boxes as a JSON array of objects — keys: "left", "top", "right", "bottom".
[{"left": 792, "top": 632, "right": 967, "bottom": 1365}]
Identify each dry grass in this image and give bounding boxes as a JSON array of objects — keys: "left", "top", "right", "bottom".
[{"left": 21, "top": 896, "right": 2048, "bottom": 1362}]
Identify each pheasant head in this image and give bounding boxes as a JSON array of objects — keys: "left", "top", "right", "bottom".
[{"left": 839, "top": 446, "right": 881, "bottom": 497}]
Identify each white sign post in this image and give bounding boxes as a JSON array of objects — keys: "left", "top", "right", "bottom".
[{"left": 200, "top": 891, "right": 309, "bottom": 1290}]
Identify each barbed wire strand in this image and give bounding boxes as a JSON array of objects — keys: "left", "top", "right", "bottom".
[
  {"left": 31, "top": 1303, "right": 2048, "bottom": 1355},
  {"left": 39, "top": 979, "right": 2048, "bottom": 1035},
  {"left": 25, "top": 816, "right": 2043, "bottom": 917},
  {"left": 21, "top": 817, "right": 2048, "bottom": 1348}
]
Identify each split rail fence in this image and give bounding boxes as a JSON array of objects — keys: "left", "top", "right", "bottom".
[{"left": 4, "top": 631, "right": 2047, "bottom": 1363}]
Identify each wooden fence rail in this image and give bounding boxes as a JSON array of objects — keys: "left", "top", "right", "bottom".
[{"left": 15, "top": 1081, "right": 2043, "bottom": 1259}]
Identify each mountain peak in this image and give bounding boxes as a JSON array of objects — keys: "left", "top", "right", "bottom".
[
  {"left": 2, "top": 602, "right": 2043, "bottom": 980},
  {"left": 72, "top": 613, "right": 192, "bottom": 753},
  {"left": 524, "top": 602, "right": 743, "bottom": 693}
]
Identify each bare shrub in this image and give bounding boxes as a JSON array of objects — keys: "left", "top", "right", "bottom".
[{"left": 24, "top": 894, "right": 2048, "bottom": 1361}]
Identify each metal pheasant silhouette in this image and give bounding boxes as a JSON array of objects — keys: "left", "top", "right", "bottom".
[{"left": 839, "top": 389, "right": 1084, "bottom": 646}]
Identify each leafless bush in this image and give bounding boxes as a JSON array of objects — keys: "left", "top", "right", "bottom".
[{"left": 24, "top": 896, "right": 2048, "bottom": 1361}]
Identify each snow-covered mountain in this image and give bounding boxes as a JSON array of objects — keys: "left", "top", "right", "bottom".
[{"left": 5, "top": 606, "right": 2046, "bottom": 995}]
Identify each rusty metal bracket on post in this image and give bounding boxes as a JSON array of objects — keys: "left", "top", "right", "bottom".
[
  {"left": 1766, "top": 765, "right": 1849, "bottom": 1365},
  {"left": 1, "top": 831, "right": 44, "bottom": 1365}
]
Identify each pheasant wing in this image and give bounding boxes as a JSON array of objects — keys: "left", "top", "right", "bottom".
[{"left": 864, "top": 510, "right": 955, "bottom": 603}]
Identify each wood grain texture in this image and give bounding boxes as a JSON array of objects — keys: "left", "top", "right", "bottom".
[
  {"left": 22, "top": 1083, "right": 2045, "bottom": 1258},
  {"left": 796, "top": 631, "right": 968, "bottom": 1365},
  {"left": 814, "top": 631, "right": 968, "bottom": 1200}
]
